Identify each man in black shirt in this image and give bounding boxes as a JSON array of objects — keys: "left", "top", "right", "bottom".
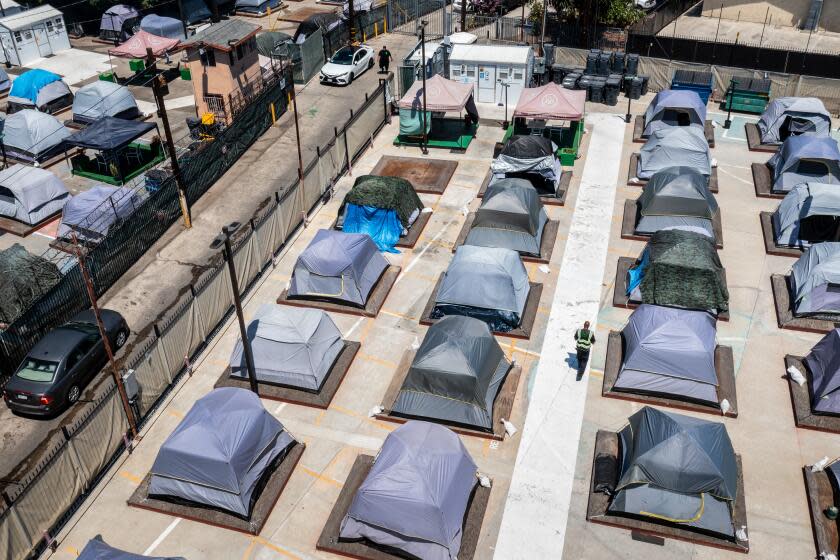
[{"left": 378, "top": 46, "right": 392, "bottom": 74}]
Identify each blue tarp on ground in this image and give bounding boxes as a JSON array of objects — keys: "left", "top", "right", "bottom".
[
  {"left": 9, "top": 69, "right": 61, "bottom": 104},
  {"left": 626, "top": 249, "right": 649, "bottom": 295},
  {"left": 343, "top": 204, "right": 402, "bottom": 253}
]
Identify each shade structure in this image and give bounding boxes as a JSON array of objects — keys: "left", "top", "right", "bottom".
[
  {"left": 2, "top": 109, "right": 71, "bottom": 163},
  {"left": 804, "top": 329, "right": 840, "bottom": 415},
  {"left": 65, "top": 117, "right": 156, "bottom": 152},
  {"left": 636, "top": 166, "right": 718, "bottom": 237},
  {"left": 491, "top": 135, "right": 562, "bottom": 195},
  {"left": 642, "top": 89, "right": 707, "bottom": 137},
  {"left": 637, "top": 127, "right": 712, "bottom": 180},
  {"left": 58, "top": 185, "right": 143, "bottom": 242},
  {"left": 100, "top": 4, "right": 140, "bottom": 42},
  {"left": 610, "top": 407, "right": 738, "bottom": 539},
  {"left": 398, "top": 74, "right": 474, "bottom": 112},
  {"left": 339, "top": 421, "right": 478, "bottom": 560},
  {"left": 0, "top": 244, "right": 62, "bottom": 325},
  {"left": 392, "top": 316, "right": 511, "bottom": 430},
  {"left": 149, "top": 388, "right": 295, "bottom": 517},
  {"left": 513, "top": 82, "right": 586, "bottom": 120},
  {"left": 630, "top": 229, "right": 728, "bottom": 313},
  {"left": 433, "top": 245, "right": 530, "bottom": 332},
  {"left": 0, "top": 164, "right": 68, "bottom": 225},
  {"left": 78, "top": 536, "right": 186, "bottom": 559},
  {"left": 140, "top": 14, "right": 186, "bottom": 40},
  {"left": 757, "top": 96, "right": 831, "bottom": 144},
  {"left": 288, "top": 229, "right": 389, "bottom": 307},
  {"left": 767, "top": 135, "right": 840, "bottom": 193},
  {"left": 7, "top": 69, "right": 72, "bottom": 113},
  {"left": 109, "top": 30, "right": 180, "bottom": 58},
  {"left": 72, "top": 81, "right": 140, "bottom": 125},
  {"left": 791, "top": 242, "right": 840, "bottom": 316},
  {"left": 228, "top": 305, "right": 344, "bottom": 391},
  {"left": 616, "top": 304, "right": 719, "bottom": 404},
  {"left": 773, "top": 183, "right": 840, "bottom": 247},
  {"left": 465, "top": 178, "right": 548, "bottom": 256}
]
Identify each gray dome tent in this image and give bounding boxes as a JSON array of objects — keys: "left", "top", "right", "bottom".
[
  {"left": 772, "top": 183, "right": 840, "bottom": 248},
  {"left": 757, "top": 97, "right": 831, "bottom": 145},
  {"left": 804, "top": 329, "right": 840, "bottom": 415},
  {"left": 642, "top": 89, "right": 707, "bottom": 137},
  {"left": 100, "top": 4, "right": 141, "bottom": 42},
  {"left": 140, "top": 14, "right": 186, "bottom": 40},
  {"left": 72, "top": 81, "right": 140, "bottom": 125},
  {"left": 616, "top": 304, "right": 719, "bottom": 404},
  {"left": 228, "top": 304, "right": 343, "bottom": 390},
  {"left": 339, "top": 421, "right": 478, "bottom": 560},
  {"left": 491, "top": 135, "right": 562, "bottom": 195},
  {"left": 288, "top": 230, "right": 389, "bottom": 307},
  {"left": 767, "top": 135, "right": 840, "bottom": 194},
  {"left": 78, "top": 536, "right": 186, "bottom": 559},
  {"left": 636, "top": 166, "right": 718, "bottom": 238},
  {"left": 610, "top": 407, "right": 738, "bottom": 539},
  {"left": 7, "top": 77, "right": 73, "bottom": 115},
  {"left": 465, "top": 178, "right": 548, "bottom": 257},
  {"left": 2, "top": 109, "right": 71, "bottom": 163},
  {"left": 392, "top": 316, "right": 511, "bottom": 431},
  {"left": 0, "top": 164, "right": 69, "bottom": 225},
  {"left": 149, "top": 387, "right": 296, "bottom": 517},
  {"left": 432, "top": 245, "right": 530, "bottom": 332},
  {"left": 58, "top": 185, "right": 143, "bottom": 243},
  {"left": 637, "top": 127, "right": 711, "bottom": 180},
  {"left": 790, "top": 242, "right": 840, "bottom": 316}
]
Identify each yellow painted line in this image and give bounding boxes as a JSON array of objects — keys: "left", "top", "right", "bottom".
[
  {"left": 167, "top": 410, "right": 184, "bottom": 419},
  {"left": 357, "top": 352, "right": 398, "bottom": 368},
  {"left": 65, "top": 545, "right": 80, "bottom": 557},
  {"left": 498, "top": 342, "right": 541, "bottom": 359},
  {"left": 119, "top": 471, "right": 142, "bottom": 484},
  {"left": 314, "top": 410, "right": 326, "bottom": 426},
  {"left": 241, "top": 539, "right": 257, "bottom": 560},
  {"left": 357, "top": 318, "right": 375, "bottom": 344},
  {"left": 299, "top": 465, "right": 343, "bottom": 488},
  {"left": 589, "top": 369, "right": 604, "bottom": 379},
  {"left": 425, "top": 237, "right": 453, "bottom": 250},
  {"left": 481, "top": 439, "right": 490, "bottom": 458},
  {"left": 254, "top": 537, "right": 303, "bottom": 560},
  {"left": 537, "top": 306, "right": 551, "bottom": 315},
  {"left": 379, "top": 309, "right": 418, "bottom": 321},
  {"left": 331, "top": 405, "right": 395, "bottom": 431}
]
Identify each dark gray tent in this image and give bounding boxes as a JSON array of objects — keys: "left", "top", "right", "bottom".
[
  {"left": 772, "top": 183, "right": 840, "bottom": 248},
  {"left": 293, "top": 13, "right": 341, "bottom": 43},
  {"left": 140, "top": 14, "right": 186, "bottom": 40},
  {"left": 643, "top": 89, "right": 707, "bottom": 137},
  {"left": 757, "top": 97, "right": 831, "bottom": 145},
  {"left": 432, "top": 245, "right": 530, "bottom": 332},
  {"left": 149, "top": 387, "right": 295, "bottom": 517},
  {"left": 288, "top": 230, "right": 389, "bottom": 307},
  {"left": 637, "top": 127, "right": 712, "bottom": 180},
  {"left": 58, "top": 185, "right": 144, "bottom": 243},
  {"left": 616, "top": 304, "right": 719, "bottom": 404},
  {"left": 72, "top": 81, "right": 140, "bottom": 125},
  {"left": 610, "top": 407, "right": 738, "bottom": 539},
  {"left": 391, "top": 316, "right": 511, "bottom": 431},
  {"left": 256, "top": 31, "right": 292, "bottom": 58},
  {"left": 100, "top": 4, "right": 141, "bottom": 42},
  {"left": 636, "top": 166, "right": 718, "bottom": 238},
  {"left": 181, "top": 0, "right": 212, "bottom": 24},
  {"left": 229, "top": 304, "right": 343, "bottom": 390},
  {"left": 78, "top": 536, "right": 186, "bottom": 559},
  {"left": 0, "top": 164, "right": 69, "bottom": 225},
  {"left": 465, "top": 178, "right": 548, "bottom": 257},
  {"left": 804, "top": 329, "right": 840, "bottom": 415},
  {"left": 491, "top": 135, "right": 562, "bottom": 195},
  {"left": 2, "top": 109, "right": 71, "bottom": 163},
  {"left": 339, "top": 421, "right": 478, "bottom": 560},
  {"left": 791, "top": 243, "right": 840, "bottom": 316},
  {"left": 767, "top": 135, "right": 840, "bottom": 193}
]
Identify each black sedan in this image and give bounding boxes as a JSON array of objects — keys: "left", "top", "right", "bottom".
[{"left": 3, "top": 310, "right": 129, "bottom": 416}]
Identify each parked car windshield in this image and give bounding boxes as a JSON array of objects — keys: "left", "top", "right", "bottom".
[
  {"left": 330, "top": 47, "right": 356, "bottom": 65},
  {"left": 16, "top": 358, "right": 59, "bottom": 382}
]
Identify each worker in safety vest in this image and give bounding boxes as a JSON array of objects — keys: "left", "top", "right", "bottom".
[{"left": 574, "top": 321, "right": 596, "bottom": 376}]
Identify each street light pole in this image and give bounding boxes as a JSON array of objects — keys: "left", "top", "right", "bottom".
[
  {"left": 625, "top": 94, "right": 632, "bottom": 124},
  {"left": 723, "top": 79, "right": 734, "bottom": 129},
  {"left": 499, "top": 80, "right": 509, "bottom": 129},
  {"left": 419, "top": 20, "right": 429, "bottom": 155},
  {"left": 210, "top": 223, "right": 259, "bottom": 395}
]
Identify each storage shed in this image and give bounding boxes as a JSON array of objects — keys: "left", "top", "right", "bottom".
[
  {"left": 449, "top": 44, "right": 533, "bottom": 105},
  {"left": 0, "top": 5, "right": 70, "bottom": 67}
]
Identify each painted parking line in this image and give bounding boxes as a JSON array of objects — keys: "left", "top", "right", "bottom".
[{"left": 143, "top": 518, "right": 180, "bottom": 556}]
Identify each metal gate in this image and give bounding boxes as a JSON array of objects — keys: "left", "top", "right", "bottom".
[{"left": 387, "top": 0, "right": 451, "bottom": 38}]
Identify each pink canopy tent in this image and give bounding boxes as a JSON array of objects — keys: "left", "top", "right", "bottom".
[
  {"left": 109, "top": 30, "right": 180, "bottom": 58},
  {"left": 398, "top": 74, "right": 474, "bottom": 112},
  {"left": 514, "top": 83, "right": 586, "bottom": 120}
]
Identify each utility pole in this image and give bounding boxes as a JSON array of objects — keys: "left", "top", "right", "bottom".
[
  {"left": 348, "top": 0, "right": 357, "bottom": 44},
  {"left": 539, "top": 0, "right": 547, "bottom": 56},
  {"left": 460, "top": 0, "right": 466, "bottom": 33},
  {"left": 72, "top": 234, "right": 137, "bottom": 438},
  {"left": 147, "top": 48, "right": 191, "bottom": 229},
  {"left": 419, "top": 20, "right": 428, "bottom": 155}
]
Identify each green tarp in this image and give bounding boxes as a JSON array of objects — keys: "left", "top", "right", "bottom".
[
  {"left": 345, "top": 175, "right": 423, "bottom": 228},
  {"left": 399, "top": 107, "right": 431, "bottom": 136}
]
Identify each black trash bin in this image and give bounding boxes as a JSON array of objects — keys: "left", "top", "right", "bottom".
[{"left": 625, "top": 53, "right": 640, "bottom": 76}]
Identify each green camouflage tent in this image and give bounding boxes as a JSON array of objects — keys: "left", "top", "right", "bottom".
[{"left": 344, "top": 175, "right": 424, "bottom": 228}]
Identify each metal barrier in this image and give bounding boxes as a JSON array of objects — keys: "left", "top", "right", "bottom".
[{"left": 387, "top": 0, "right": 449, "bottom": 38}]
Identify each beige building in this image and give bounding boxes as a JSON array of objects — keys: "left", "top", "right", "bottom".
[
  {"left": 181, "top": 19, "right": 262, "bottom": 124},
  {"left": 701, "top": 0, "right": 840, "bottom": 33}
]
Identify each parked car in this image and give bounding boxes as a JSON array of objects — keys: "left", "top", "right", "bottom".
[
  {"left": 320, "top": 45, "right": 375, "bottom": 86},
  {"left": 3, "top": 309, "right": 129, "bottom": 416}
]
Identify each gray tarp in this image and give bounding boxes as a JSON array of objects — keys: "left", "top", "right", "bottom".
[
  {"left": 465, "top": 179, "right": 548, "bottom": 257},
  {"left": 757, "top": 96, "right": 831, "bottom": 144},
  {"left": 804, "top": 329, "right": 840, "bottom": 415},
  {"left": 392, "top": 316, "right": 511, "bottom": 431},
  {"left": 229, "top": 304, "right": 343, "bottom": 390},
  {"left": 340, "top": 421, "right": 478, "bottom": 560},
  {"left": 610, "top": 407, "right": 738, "bottom": 539},
  {"left": 767, "top": 135, "right": 840, "bottom": 193},
  {"left": 78, "top": 536, "right": 186, "bottom": 559},
  {"left": 2, "top": 109, "right": 71, "bottom": 162},
  {"left": 791, "top": 242, "right": 840, "bottom": 316},
  {"left": 773, "top": 183, "right": 840, "bottom": 247},
  {"left": 616, "top": 304, "right": 719, "bottom": 404},
  {"left": 57, "top": 184, "right": 143, "bottom": 242},
  {"left": 149, "top": 387, "right": 295, "bottom": 517},
  {"left": 637, "top": 166, "right": 717, "bottom": 237},
  {"left": 434, "top": 245, "right": 529, "bottom": 331},
  {"left": 637, "top": 127, "right": 712, "bottom": 180},
  {"left": 140, "top": 14, "right": 186, "bottom": 40},
  {"left": 0, "top": 164, "right": 68, "bottom": 225},
  {"left": 491, "top": 136, "right": 562, "bottom": 195},
  {"left": 72, "top": 81, "right": 140, "bottom": 124},
  {"left": 7, "top": 80, "right": 73, "bottom": 113},
  {"left": 288, "top": 229, "right": 389, "bottom": 307},
  {"left": 643, "top": 89, "right": 707, "bottom": 137}
]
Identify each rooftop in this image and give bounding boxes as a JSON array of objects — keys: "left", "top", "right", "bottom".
[
  {"left": 0, "top": 4, "right": 62, "bottom": 31},
  {"left": 181, "top": 19, "right": 261, "bottom": 51}
]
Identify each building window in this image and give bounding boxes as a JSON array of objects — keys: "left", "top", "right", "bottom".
[
  {"left": 452, "top": 67, "right": 460, "bottom": 77},
  {"left": 498, "top": 69, "right": 509, "bottom": 81},
  {"left": 236, "top": 44, "right": 243, "bottom": 60},
  {"left": 23, "top": 31, "right": 31, "bottom": 40},
  {"left": 200, "top": 48, "right": 216, "bottom": 67},
  {"left": 46, "top": 21, "right": 54, "bottom": 32},
  {"left": 13, "top": 31, "right": 21, "bottom": 42},
  {"left": 513, "top": 69, "right": 523, "bottom": 80},
  {"left": 55, "top": 18, "right": 63, "bottom": 29},
  {"left": 466, "top": 65, "right": 476, "bottom": 77}
]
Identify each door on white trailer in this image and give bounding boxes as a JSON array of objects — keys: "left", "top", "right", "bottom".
[
  {"left": 33, "top": 24, "right": 52, "bottom": 57},
  {"left": 477, "top": 64, "right": 496, "bottom": 103}
]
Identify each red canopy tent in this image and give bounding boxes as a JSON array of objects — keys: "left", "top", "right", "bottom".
[
  {"left": 398, "top": 75, "right": 474, "bottom": 112},
  {"left": 513, "top": 83, "right": 586, "bottom": 120},
  {"left": 109, "top": 30, "right": 180, "bottom": 58}
]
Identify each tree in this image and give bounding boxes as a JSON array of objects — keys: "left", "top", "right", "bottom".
[{"left": 548, "top": 0, "right": 643, "bottom": 27}]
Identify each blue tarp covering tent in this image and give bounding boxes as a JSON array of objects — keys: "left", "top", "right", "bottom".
[
  {"left": 342, "top": 204, "right": 403, "bottom": 253},
  {"left": 140, "top": 14, "right": 186, "bottom": 40},
  {"left": 9, "top": 69, "right": 62, "bottom": 104}
]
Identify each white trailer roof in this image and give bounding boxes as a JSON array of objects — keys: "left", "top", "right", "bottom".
[
  {"left": 0, "top": 5, "right": 62, "bottom": 31},
  {"left": 450, "top": 44, "right": 532, "bottom": 65}
]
